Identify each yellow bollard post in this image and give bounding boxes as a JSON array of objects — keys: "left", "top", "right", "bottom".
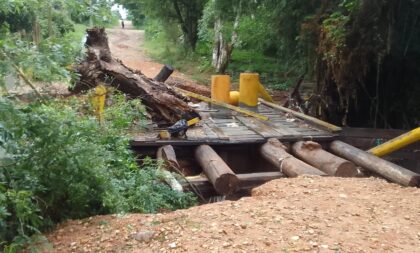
[
  {"left": 239, "top": 73, "right": 274, "bottom": 107},
  {"left": 211, "top": 75, "right": 231, "bottom": 103},
  {"left": 368, "top": 127, "right": 420, "bottom": 157},
  {"left": 239, "top": 73, "right": 260, "bottom": 107},
  {"left": 91, "top": 84, "right": 107, "bottom": 124}
]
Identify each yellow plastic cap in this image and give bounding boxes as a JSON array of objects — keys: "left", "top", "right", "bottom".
[{"left": 229, "top": 91, "right": 240, "bottom": 106}]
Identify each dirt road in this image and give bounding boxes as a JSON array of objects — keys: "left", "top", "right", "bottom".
[
  {"left": 47, "top": 176, "right": 420, "bottom": 253},
  {"left": 106, "top": 21, "right": 161, "bottom": 78},
  {"left": 106, "top": 22, "right": 210, "bottom": 96}
]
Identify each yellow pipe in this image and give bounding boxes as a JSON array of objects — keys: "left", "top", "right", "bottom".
[
  {"left": 368, "top": 127, "right": 420, "bottom": 157},
  {"left": 258, "top": 83, "right": 274, "bottom": 103}
]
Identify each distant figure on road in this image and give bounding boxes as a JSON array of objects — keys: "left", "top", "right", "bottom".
[{"left": 121, "top": 20, "right": 125, "bottom": 29}]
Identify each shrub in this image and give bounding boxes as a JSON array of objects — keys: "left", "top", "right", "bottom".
[{"left": 0, "top": 94, "right": 196, "bottom": 251}]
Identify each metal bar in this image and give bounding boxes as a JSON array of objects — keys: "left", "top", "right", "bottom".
[{"left": 368, "top": 127, "right": 420, "bottom": 157}]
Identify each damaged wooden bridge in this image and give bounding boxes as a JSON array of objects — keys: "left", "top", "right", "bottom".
[
  {"left": 131, "top": 99, "right": 420, "bottom": 198},
  {"left": 74, "top": 28, "right": 418, "bottom": 198}
]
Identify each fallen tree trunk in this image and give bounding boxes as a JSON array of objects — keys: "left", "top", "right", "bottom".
[
  {"left": 195, "top": 145, "right": 239, "bottom": 195},
  {"left": 329, "top": 140, "right": 420, "bottom": 187},
  {"left": 260, "top": 138, "right": 326, "bottom": 177},
  {"left": 71, "top": 27, "right": 195, "bottom": 124},
  {"left": 291, "top": 141, "right": 358, "bottom": 177}
]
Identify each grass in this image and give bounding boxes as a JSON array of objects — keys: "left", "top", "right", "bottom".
[
  {"left": 228, "top": 50, "right": 293, "bottom": 90},
  {"left": 143, "top": 34, "right": 295, "bottom": 91},
  {"left": 143, "top": 38, "right": 213, "bottom": 85}
]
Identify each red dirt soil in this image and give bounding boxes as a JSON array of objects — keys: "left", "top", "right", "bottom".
[
  {"left": 106, "top": 23, "right": 210, "bottom": 97},
  {"left": 45, "top": 176, "right": 420, "bottom": 253}
]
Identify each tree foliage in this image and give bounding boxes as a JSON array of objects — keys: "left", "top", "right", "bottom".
[
  {"left": 131, "top": 0, "right": 419, "bottom": 128},
  {"left": 0, "top": 0, "right": 118, "bottom": 91},
  {"left": 117, "top": 0, "right": 207, "bottom": 50},
  {"left": 315, "top": 0, "right": 420, "bottom": 128}
]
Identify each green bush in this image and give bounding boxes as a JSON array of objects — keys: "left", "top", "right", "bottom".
[{"left": 0, "top": 94, "right": 196, "bottom": 251}]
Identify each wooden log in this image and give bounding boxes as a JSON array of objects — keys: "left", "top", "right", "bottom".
[
  {"left": 260, "top": 138, "right": 326, "bottom": 177},
  {"left": 154, "top": 65, "right": 174, "bottom": 82},
  {"left": 329, "top": 140, "right": 420, "bottom": 187},
  {"left": 291, "top": 141, "right": 358, "bottom": 177},
  {"left": 71, "top": 28, "right": 195, "bottom": 125},
  {"left": 157, "top": 145, "right": 181, "bottom": 172},
  {"left": 183, "top": 171, "right": 284, "bottom": 196},
  {"left": 156, "top": 145, "right": 183, "bottom": 192},
  {"left": 194, "top": 145, "right": 239, "bottom": 195}
]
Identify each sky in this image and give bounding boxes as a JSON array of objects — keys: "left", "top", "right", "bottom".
[{"left": 111, "top": 4, "right": 128, "bottom": 20}]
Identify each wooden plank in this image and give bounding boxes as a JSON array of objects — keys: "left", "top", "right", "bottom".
[
  {"left": 207, "top": 124, "right": 230, "bottom": 140},
  {"left": 211, "top": 118, "right": 237, "bottom": 123},
  {"left": 215, "top": 126, "right": 250, "bottom": 131},
  {"left": 186, "top": 127, "right": 208, "bottom": 140},
  {"left": 259, "top": 99, "right": 342, "bottom": 132},
  {"left": 236, "top": 116, "right": 284, "bottom": 138},
  {"left": 268, "top": 122, "right": 302, "bottom": 136},
  {"left": 201, "top": 124, "right": 219, "bottom": 139},
  {"left": 182, "top": 171, "right": 284, "bottom": 195}
]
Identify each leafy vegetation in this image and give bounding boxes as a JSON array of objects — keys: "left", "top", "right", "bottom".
[
  {"left": 122, "top": 0, "right": 420, "bottom": 128},
  {"left": 0, "top": 0, "right": 119, "bottom": 90},
  {"left": 0, "top": 93, "right": 196, "bottom": 251},
  {"left": 0, "top": 1, "right": 199, "bottom": 250}
]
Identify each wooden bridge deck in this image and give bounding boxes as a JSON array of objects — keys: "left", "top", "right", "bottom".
[{"left": 131, "top": 102, "right": 338, "bottom": 146}]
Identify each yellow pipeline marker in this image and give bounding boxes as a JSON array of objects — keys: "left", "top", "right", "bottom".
[
  {"left": 91, "top": 84, "right": 107, "bottom": 124},
  {"left": 368, "top": 127, "right": 420, "bottom": 157}
]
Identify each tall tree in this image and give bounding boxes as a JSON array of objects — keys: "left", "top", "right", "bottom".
[
  {"left": 315, "top": 0, "right": 420, "bottom": 128},
  {"left": 117, "top": 0, "right": 207, "bottom": 50},
  {"left": 207, "top": 0, "right": 242, "bottom": 73}
]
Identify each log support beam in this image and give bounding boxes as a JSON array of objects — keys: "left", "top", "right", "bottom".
[
  {"left": 259, "top": 138, "right": 326, "bottom": 177},
  {"left": 156, "top": 145, "right": 183, "bottom": 192},
  {"left": 329, "top": 141, "right": 420, "bottom": 187},
  {"left": 195, "top": 145, "right": 239, "bottom": 195},
  {"left": 291, "top": 141, "right": 358, "bottom": 177}
]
